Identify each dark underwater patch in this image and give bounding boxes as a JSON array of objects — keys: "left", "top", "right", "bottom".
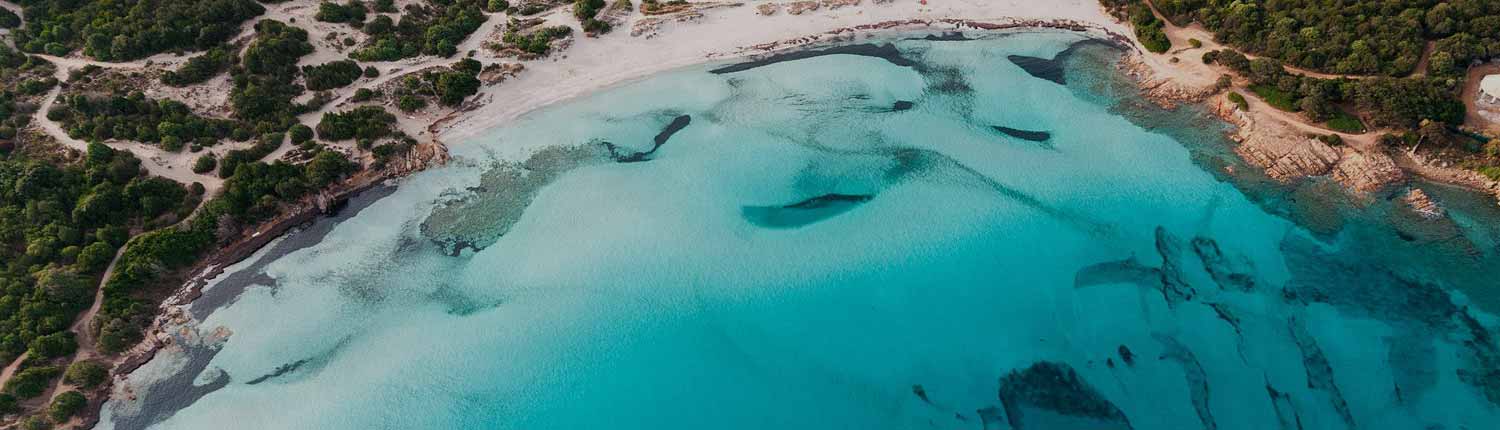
[
  {"left": 991, "top": 126, "right": 1052, "bottom": 143},
  {"left": 1007, "top": 54, "right": 1066, "bottom": 85},
  {"left": 892, "top": 100, "right": 915, "bottom": 111},
  {"left": 742, "top": 193, "right": 872, "bottom": 229},
  {"left": 601, "top": 114, "right": 692, "bottom": 163},
  {"left": 246, "top": 359, "right": 310, "bottom": 385},
  {"left": 998, "top": 361, "right": 1133, "bottom": 430},
  {"left": 913, "top": 32, "right": 974, "bottom": 41},
  {"left": 709, "top": 43, "right": 918, "bottom": 74}
]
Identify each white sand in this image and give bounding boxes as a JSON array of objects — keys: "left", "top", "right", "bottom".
[{"left": 439, "top": 0, "right": 1129, "bottom": 144}]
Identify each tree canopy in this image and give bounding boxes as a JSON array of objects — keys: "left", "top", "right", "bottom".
[{"left": 12, "top": 0, "right": 265, "bottom": 60}]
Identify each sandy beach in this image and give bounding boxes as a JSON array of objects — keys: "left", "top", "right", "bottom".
[{"left": 434, "top": 0, "right": 1136, "bottom": 144}]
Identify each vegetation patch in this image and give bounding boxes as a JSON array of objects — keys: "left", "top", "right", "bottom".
[
  {"left": 1325, "top": 111, "right": 1366, "bottom": 134},
  {"left": 390, "top": 59, "right": 484, "bottom": 110},
  {"left": 12, "top": 0, "right": 264, "bottom": 60},
  {"left": 51, "top": 91, "right": 245, "bottom": 151},
  {"left": 304, "top": 60, "right": 365, "bottom": 91},
  {"left": 352, "top": 0, "right": 488, "bottom": 61},
  {"left": 231, "top": 20, "right": 315, "bottom": 133},
  {"left": 317, "top": 106, "right": 399, "bottom": 141},
  {"left": 1226, "top": 92, "right": 1248, "bottom": 111},
  {"left": 0, "top": 142, "right": 194, "bottom": 361},
  {"left": 496, "top": 24, "right": 573, "bottom": 56},
  {"left": 1249, "top": 84, "right": 1297, "bottom": 112},
  {"left": 162, "top": 46, "right": 239, "bottom": 87},
  {"left": 1103, "top": 0, "right": 1170, "bottom": 54}
]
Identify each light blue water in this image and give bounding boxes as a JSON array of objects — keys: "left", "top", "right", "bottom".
[{"left": 100, "top": 31, "right": 1500, "bottom": 430}]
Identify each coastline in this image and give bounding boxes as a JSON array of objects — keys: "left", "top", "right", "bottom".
[
  {"left": 90, "top": 7, "right": 1143, "bottom": 425},
  {"left": 88, "top": 1, "right": 1500, "bottom": 427},
  {"left": 434, "top": 1, "right": 1135, "bottom": 145}
]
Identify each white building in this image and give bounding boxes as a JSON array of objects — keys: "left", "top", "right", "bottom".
[{"left": 1481, "top": 74, "right": 1500, "bottom": 106}]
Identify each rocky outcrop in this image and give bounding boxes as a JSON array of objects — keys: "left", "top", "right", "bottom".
[
  {"left": 1329, "top": 147, "right": 1405, "bottom": 194},
  {"left": 1400, "top": 188, "right": 1444, "bottom": 219},
  {"left": 756, "top": 2, "right": 779, "bottom": 15},
  {"left": 786, "top": 1, "right": 819, "bottom": 15},
  {"left": 478, "top": 63, "right": 525, "bottom": 85},
  {"left": 821, "top": 0, "right": 860, "bottom": 9},
  {"left": 1119, "top": 55, "right": 1219, "bottom": 107},
  {"left": 1230, "top": 127, "right": 1341, "bottom": 182}
]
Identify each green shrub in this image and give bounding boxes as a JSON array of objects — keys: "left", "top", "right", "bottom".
[
  {"left": 48, "top": 391, "right": 86, "bottom": 422},
  {"left": 1249, "top": 84, "right": 1297, "bottom": 111},
  {"left": 304, "top": 60, "right": 364, "bottom": 91},
  {"left": 317, "top": 106, "right": 397, "bottom": 141},
  {"left": 1188, "top": 38, "right": 1202, "bottom": 48},
  {"left": 289, "top": 124, "right": 316, "bottom": 144},
  {"left": 28, "top": 332, "right": 77, "bottom": 359},
  {"left": 350, "top": 88, "right": 380, "bottom": 103},
  {"left": 1325, "top": 111, "right": 1366, "bottom": 133},
  {"left": 397, "top": 95, "right": 426, "bottom": 112},
  {"left": 162, "top": 47, "right": 236, "bottom": 86},
  {"left": 5, "top": 366, "right": 61, "bottom": 398},
  {"left": 193, "top": 153, "right": 218, "bottom": 174},
  {"left": 315, "top": 1, "right": 368, "bottom": 23},
  {"left": 1479, "top": 166, "right": 1500, "bottom": 181},
  {"left": 65, "top": 361, "right": 109, "bottom": 389},
  {"left": 1227, "top": 92, "right": 1248, "bottom": 110},
  {"left": 0, "top": 394, "right": 16, "bottom": 414},
  {"left": 18, "top": 415, "right": 49, "bottom": 430}
]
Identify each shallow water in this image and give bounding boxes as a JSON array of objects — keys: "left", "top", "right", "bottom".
[{"left": 100, "top": 31, "right": 1500, "bottom": 430}]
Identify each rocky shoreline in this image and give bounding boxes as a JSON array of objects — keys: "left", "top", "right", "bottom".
[
  {"left": 1119, "top": 41, "right": 1499, "bottom": 204},
  {"left": 74, "top": 141, "right": 448, "bottom": 430}
]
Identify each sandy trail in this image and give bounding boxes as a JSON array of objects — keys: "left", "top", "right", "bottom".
[
  {"left": 1140, "top": 0, "right": 1379, "bottom": 143},
  {"left": 1142, "top": 0, "right": 1373, "bottom": 81},
  {"left": 0, "top": 351, "right": 26, "bottom": 392}
]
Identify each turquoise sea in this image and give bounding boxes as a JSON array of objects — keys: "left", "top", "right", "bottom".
[{"left": 99, "top": 31, "right": 1500, "bottom": 430}]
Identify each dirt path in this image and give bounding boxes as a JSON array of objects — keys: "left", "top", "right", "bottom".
[
  {"left": 31, "top": 72, "right": 227, "bottom": 194},
  {"left": 0, "top": 351, "right": 27, "bottom": 390},
  {"left": 1410, "top": 41, "right": 1435, "bottom": 78},
  {"left": 1144, "top": 0, "right": 1369, "bottom": 81}
]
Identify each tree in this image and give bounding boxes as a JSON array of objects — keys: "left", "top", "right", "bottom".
[
  {"left": 48, "top": 391, "right": 86, "bottom": 422},
  {"left": 305, "top": 151, "right": 358, "bottom": 185},
  {"left": 65, "top": 361, "right": 109, "bottom": 388},
  {"left": 290, "top": 125, "right": 316, "bottom": 144},
  {"left": 303, "top": 60, "right": 364, "bottom": 91},
  {"left": 28, "top": 332, "right": 76, "bottom": 359},
  {"left": 193, "top": 154, "right": 218, "bottom": 174},
  {"left": 5, "top": 366, "right": 60, "bottom": 398},
  {"left": 76, "top": 242, "right": 115, "bottom": 273}
]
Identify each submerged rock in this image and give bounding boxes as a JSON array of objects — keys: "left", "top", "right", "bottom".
[
  {"left": 601, "top": 114, "right": 692, "bottom": 163},
  {"left": 421, "top": 145, "right": 609, "bottom": 256},
  {"left": 991, "top": 125, "right": 1053, "bottom": 144},
  {"left": 742, "top": 193, "right": 872, "bottom": 228},
  {"left": 998, "top": 361, "right": 1133, "bottom": 430},
  {"left": 1190, "top": 236, "right": 1256, "bottom": 292},
  {"left": 1155, "top": 335, "right": 1218, "bottom": 430},
  {"left": 1007, "top": 54, "right": 1066, "bottom": 85},
  {"left": 1154, "top": 227, "right": 1196, "bottom": 307}
]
